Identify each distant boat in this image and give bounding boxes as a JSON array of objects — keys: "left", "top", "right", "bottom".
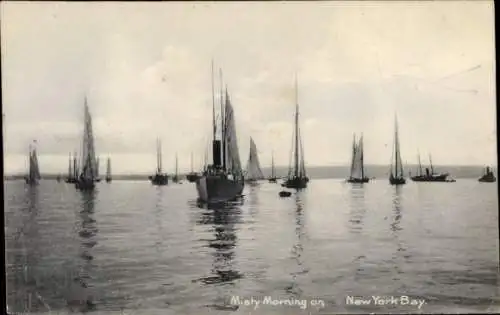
[
  {"left": 195, "top": 63, "right": 244, "bottom": 204},
  {"left": 410, "top": 153, "right": 451, "bottom": 182},
  {"left": 347, "top": 133, "right": 369, "bottom": 183},
  {"left": 186, "top": 152, "right": 199, "bottom": 183},
  {"left": 105, "top": 157, "right": 112, "bottom": 183},
  {"left": 268, "top": 151, "right": 277, "bottom": 183},
  {"left": 25, "top": 141, "right": 41, "bottom": 185},
  {"left": 95, "top": 157, "right": 101, "bottom": 182},
  {"left": 75, "top": 96, "right": 98, "bottom": 190},
  {"left": 65, "top": 152, "right": 78, "bottom": 183},
  {"left": 172, "top": 153, "right": 180, "bottom": 183},
  {"left": 150, "top": 138, "right": 168, "bottom": 186},
  {"left": 245, "top": 137, "right": 265, "bottom": 182},
  {"left": 56, "top": 175, "right": 61, "bottom": 182},
  {"left": 389, "top": 115, "right": 406, "bottom": 185},
  {"left": 478, "top": 166, "right": 496, "bottom": 182},
  {"left": 283, "top": 75, "right": 308, "bottom": 189}
]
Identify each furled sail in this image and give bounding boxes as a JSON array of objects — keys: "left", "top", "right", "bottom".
[
  {"left": 223, "top": 91, "right": 243, "bottom": 178},
  {"left": 245, "top": 137, "right": 265, "bottom": 180}
]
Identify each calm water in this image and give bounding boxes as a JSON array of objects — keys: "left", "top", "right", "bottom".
[{"left": 4, "top": 179, "right": 499, "bottom": 314}]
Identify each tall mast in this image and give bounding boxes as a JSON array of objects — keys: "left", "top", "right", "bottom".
[
  {"left": 220, "top": 69, "right": 225, "bottom": 170},
  {"left": 429, "top": 154, "right": 434, "bottom": 174},
  {"left": 394, "top": 115, "right": 398, "bottom": 176},
  {"left": 417, "top": 150, "right": 423, "bottom": 176},
  {"left": 211, "top": 59, "right": 216, "bottom": 143},
  {"left": 73, "top": 151, "right": 78, "bottom": 178},
  {"left": 350, "top": 133, "right": 356, "bottom": 177},
  {"left": 294, "top": 73, "right": 299, "bottom": 178},
  {"left": 360, "top": 134, "right": 365, "bottom": 179}
]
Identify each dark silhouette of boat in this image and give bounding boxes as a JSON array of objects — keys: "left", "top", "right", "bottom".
[
  {"left": 25, "top": 141, "right": 41, "bottom": 186},
  {"left": 172, "top": 153, "right": 180, "bottom": 183},
  {"left": 245, "top": 137, "right": 265, "bottom": 183},
  {"left": 389, "top": 115, "right": 406, "bottom": 185},
  {"left": 478, "top": 166, "right": 496, "bottom": 182},
  {"left": 65, "top": 152, "right": 79, "bottom": 183},
  {"left": 410, "top": 153, "right": 451, "bottom": 182},
  {"left": 284, "top": 75, "right": 308, "bottom": 189},
  {"left": 74, "top": 97, "right": 98, "bottom": 191},
  {"left": 186, "top": 152, "right": 199, "bottom": 182},
  {"left": 196, "top": 62, "right": 244, "bottom": 204},
  {"left": 150, "top": 138, "right": 168, "bottom": 186},
  {"left": 268, "top": 151, "right": 277, "bottom": 183},
  {"left": 347, "top": 133, "right": 369, "bottom": 183},
  {"left": 105, "top": 157, "right": 112, "bottom": 183}
]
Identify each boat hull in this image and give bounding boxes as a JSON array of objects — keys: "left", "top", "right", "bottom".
[
  {"left": 283, "top": 176, "right": 308, "bottom": 189},
  {"left": 186, "top": 173, "right": 199, "bottom": 183},
  {"left": 347, "top": 177, "right": 370, "bottom": 183},
  {"left": 75, "top": 178, "right": 95, "bottom": 190},
  {"left": 389, "top": 176, "right": 406, "bottom": 185},
  {"left": 150, "top": 174, "right": 168, "bottom": 186},
  {"left": 478, "top": 174, "right": 496, "bottom": 182},
  {"left": 196, "top": 174, "right": 244, "bottom": 204},
  {"left": 25, "top": 177, "right": 39, "bottom": 185},
  {"left": 105, "top": 177, "right": 112, "bottom": 183},
  {"left": 411, "top": 174, "right": 449, "bottom": 182},
  {"left": 268, "top": 177, "right": 277, "bottom": 183}
]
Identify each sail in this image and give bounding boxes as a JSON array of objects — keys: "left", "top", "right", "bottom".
[
  {"left": 245, "top": 137, "right": 265, "bottom": 180},
  {"left": 80, "top": 98, "right": 97, "bottom": 180},
  {"left": 350, "top": 136, "right": 364, "bottom": 179},
  {"left": 223, "top": 91, "right": 242, "bottom": 177},
  {"left": 106, "top": 158, "right": 111, "bottom": 177},
  {"left": 29, "top": 144, "right": 41, "bottom": 180},
  {"left": 394, "top": 119, "right": 404, "bottom": 177}
]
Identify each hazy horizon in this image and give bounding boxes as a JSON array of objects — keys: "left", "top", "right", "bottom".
[{"left": 2, "top": 1, "right": 496, "bottom": 174}]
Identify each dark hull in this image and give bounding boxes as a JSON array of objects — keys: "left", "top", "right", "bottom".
[
  {"left": 75, "top": 179, "right": 95, "bottom": 190},
  {"left": 172, "top": 176, "right": 180, "bottom": 183},
  {"left": 411, "top": 174, "right": 449, "bottom": 182},
  {"left": 389, "top": 176, "right": 406, "bottom": 185},
  {"left": 150, "top": 174, "right": 168, "bottom": 186},
  {"left": 478, "top": 174, "right": 496, "bottom": 182},
  {"left": 283, "top": 176, "right": 307, "bottom": 189},
  {"left": 105, "top": 177, "right": 112, "bottom": 183},
  {"left": 186, "top": 173, "right": 199, "bottom": 183},
  {"left": 25, "top": 178, "right": 39, "bottom": 185},
  {"left": 196, "top": 174, "right": 244, "bottom": 204},
  {"left": 268, "top": 177, "right": 277, "bottom": 183},
  {"left": 347, "top": 177, "right": 370, "bottom": 183},
  {"left": 65, "top": 177, "right": 78, "bottom": 183}
]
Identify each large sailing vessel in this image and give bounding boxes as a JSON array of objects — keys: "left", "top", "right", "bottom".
[
  {"left": 65, "top": 152, "right": 79, "bottom": 183},
  {"left": 283, "top": 75, "right": 308, "bottom": 189},
  {"left": 172, "top": 153, "right": 180, "bottom": 183},
  {"left": 245, "top": 137, "right": 265, "bottom": 182},
  {"left": 150, "top": 138, "right": 169, "bottom": 185},
  {"left": 389, "top": 115, "right": 406, "bottom": 185},
  {"left": 195, "top": 63, "right": 244, "bottom": 204},
  {"left": 25, "top": 141, "right": 41, "bottom": 185},
  {"left": 75, "top": 97, "right": 99, "bottom": 190},
  {"left": 347, "top": 133, "right": 369, "bottom": 183}
]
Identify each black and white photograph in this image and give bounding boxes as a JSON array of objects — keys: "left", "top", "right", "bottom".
[{"left": 2, "top": 1, "right": 498, "bottom": 314}]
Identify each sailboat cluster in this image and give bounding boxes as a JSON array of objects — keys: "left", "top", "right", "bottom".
[{"left": 22, "top": 64, "right": 496, "bottom": 203}]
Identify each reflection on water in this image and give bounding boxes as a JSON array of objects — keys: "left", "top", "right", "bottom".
[
  {"left": 68, "top": 190, "right": 98, "bottom": 312},
  {"left": 390, "top": 186, "right": 409, "bottom": 280},
  {"left": 348, "top": 185, "right": 366, "bottom": 234},
  {"left": 287, "top": 194, "right": 308, "bottom": 296}
]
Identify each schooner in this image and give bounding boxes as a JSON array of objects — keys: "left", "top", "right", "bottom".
[
  {"left": 75, "top": 97, "right": 98, "bottom": 190},
  {"left": 389, "top": 115, "right": 406, "bottom": 185},
  {"left": 25, "top": 141, "right": 41, "bottom": 185},
  {"left": 347, "top": 133, "right": 369, "bottom": 183},
  {"left": 283, "top": 75, "right": 308, "bottom": 189},
  {"left": 150, "top": 138, "right": 168, "bottom": 185}
]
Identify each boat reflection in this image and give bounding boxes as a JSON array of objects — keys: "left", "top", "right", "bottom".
[
  {"left": 286, "top": 194, "right": 308, "bottom": 297},
  {"left": 348, "top": 185, "right": 366, "bottom": 234},
  {"left": 390, "top": 186, "right": 409, "bottom": 279},
  {"left": 68, "top": 189, "right": 98, "bottom": 312}
]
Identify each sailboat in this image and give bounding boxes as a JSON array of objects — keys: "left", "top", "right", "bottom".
[
  {"left": 150, "top": 138, "right": 168, "bottom": 185},
  {"left": 410, "top": 153, "right": 451, "bottom": 182},
  {"left": 283, "top": 75, "right": 308, "bottom": 189},
  {"left": 75, "top": 97, "right": 99, "bottom": 190},
  {"left": 105, "top": 157, "right": 112, "bottom": 183},
  {"left": 186, "top": 152, "right": 199, "bottom": 182},
  {"left": 478, "top": 166, "right": 496, "bottom": 182},
  {"left": 65, "top": 152, "right": 75, "bottom": 183},
  {"left": 389, "top": 115, "right": 406, "bottom": 185},
  {"left": 245, "top": 137, "right": 265, "bottom": 182},
  {"left": 347, "top": 133, "right": 369, "bottom": 183},
  {"left": 195, "top": 63, "right": 244, "bottom": 204},
  {"left": 25, "top": 141, "right": 41, "bottom": 185},
  {"left": 268, "top": 151, "right": 277, "bottom": 183},
  {"left": 95, "top": 157, "right": 102, "bottom": 182},
  {"left": 172, "top": 153, "right": 180, "bottom": 183}
]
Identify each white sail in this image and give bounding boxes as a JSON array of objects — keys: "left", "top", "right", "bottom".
[
  {"left": 350, "top": 135, "right": 364, "bottom": 179},
  {"left": 223, "top": 91, "right": 242, "bottom": 177},
  {"left": 80, "top": 97, "right": 97, "bottom": 180},
  {"left": 245, "top": 137, "right": 265, "bottom": 180},
  {"left": 106, "top": 158, "right": 111, "bottom": 178}
]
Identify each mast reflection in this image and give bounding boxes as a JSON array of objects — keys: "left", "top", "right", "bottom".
[
  {"left": 348, "top": 185, "right": 366, "bottom": 234},
  {"left": 286, "top": 194, "right": 307, "bottom": 297}
]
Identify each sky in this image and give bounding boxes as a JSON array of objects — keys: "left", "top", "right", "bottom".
[{"left": 1, "top": 1, "right": 496, "bottom": 175}]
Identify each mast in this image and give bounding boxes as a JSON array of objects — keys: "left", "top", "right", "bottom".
[
  {"left": 211, "top": 60, "right": 216, "bottom": 144},
  {"left": 73, "top": 151, "right": 78, "bottom": 178},
  {"left": 68, "top": 152, "right": 72, "bottom": 178},
  {"left": 429, "top": 154, "right": 434, "bottom": 174},
  {"left": 350, "top": 133, "right": 356, "bottom": 177},
  {"left": 106, "top": 157, "right": 111, "bottom": 177},
  {"left": 394, "top": 116, "right": 398, "bottom": 177},
  {"left": 360, "top": 134, "right": 365, "bottom": 179},
  {"left": 417, "top": 150, "right": 423, "bottom": 176},
  {"left": 220, "top": 69, "right": 225, "bottom": 170},
  {"left": 294, "top": 74, "right": 299, "bottom": 178}
]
